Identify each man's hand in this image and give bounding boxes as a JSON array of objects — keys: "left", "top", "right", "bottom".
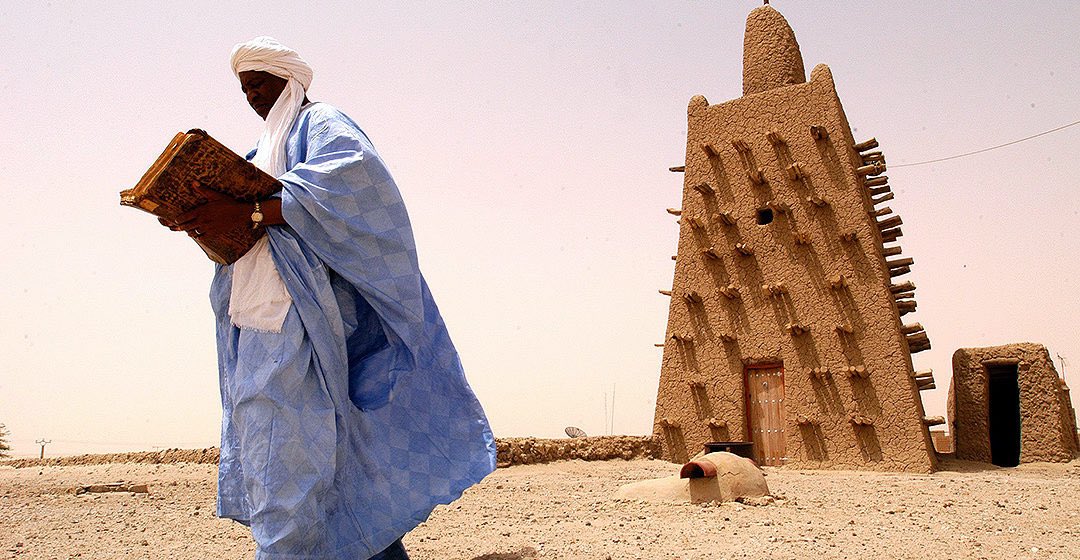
[{"left": 164, "top": 189, "right": 251, "bottom": 238}]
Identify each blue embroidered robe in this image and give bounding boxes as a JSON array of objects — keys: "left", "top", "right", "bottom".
[{"left": 211, "top": 103, "right": 496, "bottom": 559}]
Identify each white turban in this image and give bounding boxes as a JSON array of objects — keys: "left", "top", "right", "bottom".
[
  {"left": 226, "top": 36, "right": 312, "bottom": 333},
  {"left": 229, "top": 36, "right": 313, "bottom": 176}
]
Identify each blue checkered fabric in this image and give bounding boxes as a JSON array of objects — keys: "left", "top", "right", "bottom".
[{"left": 211, "top": 104, "right": 496, "bottom": 559}]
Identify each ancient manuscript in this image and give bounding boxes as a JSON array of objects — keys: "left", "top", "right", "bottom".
[{"left": 120, "top": 129, "right": 280, "bottom": 265}]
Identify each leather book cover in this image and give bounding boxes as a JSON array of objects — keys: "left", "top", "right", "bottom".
[{"left": 120, "top": 129, "right": 280, "bottom": 265}]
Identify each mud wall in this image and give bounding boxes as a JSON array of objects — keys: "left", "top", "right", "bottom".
[
  {"left": 653, "top": 6, "right": 935, "bottom": 472},
  {"left": 951, "top": 343, "right": 1079, "bottom": 464},
  {"left": 1, "top": 437, "right": 660, "bottom": 470}
]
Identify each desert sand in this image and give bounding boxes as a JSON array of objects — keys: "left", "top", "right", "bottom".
[{"left": 2, "top": 456, "right": 1078, "bottom": 559}]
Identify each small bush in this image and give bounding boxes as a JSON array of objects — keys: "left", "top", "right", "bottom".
[{"left": 0, "top": 424, "right": 10, "bottom": 458}]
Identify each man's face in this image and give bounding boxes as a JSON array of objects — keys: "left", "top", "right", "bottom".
[{"left": 238, "top": 70, "right": 288, "bottom": 120}]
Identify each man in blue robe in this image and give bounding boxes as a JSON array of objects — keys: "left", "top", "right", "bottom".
[{"left": 168, "top": 37, "right": 496, "bottom": 559}]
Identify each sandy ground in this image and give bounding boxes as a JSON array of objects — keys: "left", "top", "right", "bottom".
[{"left": 2, "top": 458, "right": 1078, "bottom": 560}]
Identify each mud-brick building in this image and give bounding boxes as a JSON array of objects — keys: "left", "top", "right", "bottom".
[
  {"left": 950, "top": 344, "right": 1079, "bottom": 466},
  {"left": 654, "top": 5, "right": 939, "bottom": 472}
]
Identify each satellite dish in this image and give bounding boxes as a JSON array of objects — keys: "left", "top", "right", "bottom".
[{"left": 565, "top": 426, "right": 587, "bottom": 438}]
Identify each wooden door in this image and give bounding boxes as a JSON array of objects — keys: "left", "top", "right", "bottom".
[{"left": 745, "top": 364, "right": 786, "bottom": 466}]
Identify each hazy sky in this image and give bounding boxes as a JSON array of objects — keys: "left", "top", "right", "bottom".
[{"left": 2, "top": 1, "right": 1078, "bottom": 458}]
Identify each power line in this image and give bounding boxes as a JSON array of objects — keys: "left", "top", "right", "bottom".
[{"left": 892, "top": 118, "right": 1080, "bottom": 168}]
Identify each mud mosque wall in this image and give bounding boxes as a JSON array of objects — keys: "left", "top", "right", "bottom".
[{"left": 653, "top": 6, "right": 937, "bottom": 472}]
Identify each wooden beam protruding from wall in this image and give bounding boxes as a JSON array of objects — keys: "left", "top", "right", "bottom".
[
  {"left": 719, "top": 285, "right": 740, "bottom": 299},
  {"left": 762, "top": 283, "right": 787, "bottom": 297},
  {"left": 869, "top": 184, "right": 891, "bottom": 196},
  {"left": 877, "top": 215, "right": 903, "bottom": 230},
  {"left": 907, "top": 332, "right": 931, "bottom": 353},
  {"left": 913, "top": 370, "right": 935, "bottom": 390},
  {"left": 748, "top": 168, "right": 766, "bottom": 185},
  {"left": 847, "top": 365, "right": 870, "bottom": 379},
  {"left": 787, "top": 162, "right": 805, "bottom": 180},
  {"left": 849, "top": 414, "right": 875, "bottom": 426},
  {"left": 891, "top": 282, "right": 917, "bottom": 295},
  {"left": 889, "top": 266, "right": 912, "bottom": 278},
  {"left": 900, "top": 322, "right": 924, "bottom": 335},
  {"left": 881, "top": 227, "right": 903, "bottom": 242},
  {"left": 857, "top": 163, "right": 887, "bottom": 177},
  {"left": 692, "top": 182, "right": 715, "bottom": 195},
  {"left": 853, "top": 137, "right": 879, "bottom": 152},
  {"left": 786, "top": 323, "right": 810, "bottom": 336},
  {"left": 872, "top": 192, "right": 895, "bottom": 205},
  {"left": 862, "top": 152, "right": 886, "bottom": 165}
]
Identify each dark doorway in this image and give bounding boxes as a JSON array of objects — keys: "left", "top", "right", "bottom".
[{"left": 986, "top": 363, "right": 1021, "bottom": 467}]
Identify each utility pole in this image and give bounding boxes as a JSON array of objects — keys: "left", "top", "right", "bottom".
[
  {"left": 35, "top": 438, "right": 51, "bottom": 459},
  {"left": 610, "top": 383, "right": 616, "bottom": 435},
  {"left": 602, "top": 391, "right": 608, "bottom": 436}
]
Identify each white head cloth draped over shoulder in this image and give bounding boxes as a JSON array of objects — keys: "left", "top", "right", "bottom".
[
  {"left": 225, "top": 36, "right": 311, "bottom": 333},
  {"left": 230, "top": 36, "right": 313, "bottom": 176}
]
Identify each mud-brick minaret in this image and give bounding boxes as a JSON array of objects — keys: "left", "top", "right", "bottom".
[{"left": 653, "top": 5, "right": 938, "bottom": 472}]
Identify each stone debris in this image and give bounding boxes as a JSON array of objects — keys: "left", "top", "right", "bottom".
[{"left": 74, "top": 482, "right": 149, "bottom": 495}]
